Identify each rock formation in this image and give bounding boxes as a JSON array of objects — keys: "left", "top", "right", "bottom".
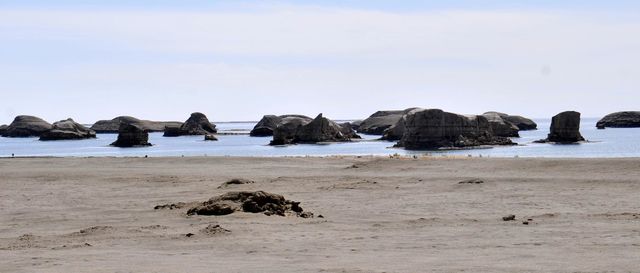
[
  {"left": 482, "top": 112, "right": 520, "bottom": 137},
  {"left": 250, "top": 115, "right": 312, "bottom": 137},
  {"left": 339, "top": 122, "right": 362, "bottom": 139},
  {"left": 39, "top": 118, "right": 96, "bottom": 141},
  {"left": 381, "top": 108, "right": 421, "bottom": 141},
  {"left": 204, "top": 134, "right": 218, "bottom": 141},
  {"left": 350, "top": 120, "right": 363, "bottom": 131},
  {"left": 396, "top": 109, "right": 514, "bottom": 150},
  {"left": 357, "top": 108, "right": 419, "bottom": 135},
  {"left": 484, "top": 111, "right": 537, "bottom": 131},
  {"left": 186, "top": 191, "right": 309, "bottom": 217},
  {"left": 1, "top": 115, "right": 53, "bottom": 137},
  {"left": 163, "top": 112, "right": 217, "bottom": 137},
  {"left": 90, "top": 116, "right": 182, "bottom": 133},
  {"left": 502, "top": 115, "right": 537, "bottom": 131},
  {"left": 111, "top": 123, "right": 152, "bottom": 147},
  {"left": 0, "top": 125, "right": 7, "bottom": 136},
  {"left": 270, "top": 114, "right": 360, "bottom": 145},
  {"left": 537, "top": 111, "right": 585, "bottom": 143},
  {"left": 596, "top": 111, "right": 640, "bottom": 129}
]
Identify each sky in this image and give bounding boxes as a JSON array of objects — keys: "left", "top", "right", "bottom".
[{"left": 0, "top": 1, "right": 639, "bottom": 124}]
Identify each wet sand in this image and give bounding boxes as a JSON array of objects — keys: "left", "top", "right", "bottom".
[{"left": 1, "top": 156, "right": 639, "bottom": 272}]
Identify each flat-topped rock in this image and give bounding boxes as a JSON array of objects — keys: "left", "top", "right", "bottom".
[
  {"left": 163, "top": 112, "right": 217, "bottom": 137},
  {"left": 90, "top": 116, "right": 182, "bottom": 133},
  {"left": 538, "top": 111, "right": 585, "bottom": 143},
  {"left": 596, "top": 111, "right": 640, "bottom": 129},
  {"left": 250, "top": 114, "right": 312, "bottom": 137},
  {"left": 40, "top": 118, "right": 96, "bottom": 141},
  {"left": 357, "top": 108, "right": 419, "bottom": 135},
  {"left": 1, "top": 115, "right": 53, "bottom": 137},
  {"left": 111, "top": 123, "right": 152, "bottom": 147},
  {"left": 396, "top": 109, "right": 514, "bottom": 150},
  {"left": 270, "top": 114, "right": 359, "bottom": 145}
]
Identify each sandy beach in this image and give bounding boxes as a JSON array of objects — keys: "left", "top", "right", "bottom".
[{"left": 1, "top": 156, "right": 639, "bottom": 272}]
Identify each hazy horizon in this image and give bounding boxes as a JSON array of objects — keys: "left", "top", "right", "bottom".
[{"left": 1, "top": 0, "right": 639, "bottom": 124}]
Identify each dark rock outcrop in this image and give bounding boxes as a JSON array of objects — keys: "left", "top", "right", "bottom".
[
  {"left": 381, "top": 108, "right": 422, "bottom": 141},
  {"left": 111, "top": 123, "right": 152, "bottom": 147},
  {"left": 163, "top": 112, "right": 217, "bottom": 137},
  {"left": 396, "top": 109, "right": 515, "bottom": 150},
  {"left": 250, "top": 115, "right": 311, "bottom": 137},
  {"left": 270, "top": 116, "right": 313, "bottom": 145},
  {"left": 484, "top": 111, "right": 537, "bottom": 132},
  {"left": 503, "top": 115, "right": 537, "bottom": 131},
  {"left": 537, "top": 111, "right": 585, "bottom": 143},
  {"left": 357, "top": 108, "right": 419, "bottom": 135},
  {"left": 339, "top": 122, "right": 362, "bottom": 139},
  {"left": 482, "top": 112, "right": 520, "bottom": 137},
  {"left": 0, "top": 125, "right": 7, "bottom": 136},
  {"left": 186, "top": 191, "right": 308, "bottom": 217},
  {"left": 596, "top": 111, "right": 640, "bottom": 129},
  {"left": 39, "top": 118, "right": 96, "bottom": 141},
  {"left": 270, "top": 114, "right": 360, "bottom": 145},
  {"left": 1, "top": 115, "right": 53, "bottom": 137},
  {"left": 91, "top": 116, "right": 182, "bottom": 133},
  {"left": 204, "top": 134, "right": 218, "bottom": 141},
  {"left": 350, "top": 120, "right": 363, "bottom": 131}
]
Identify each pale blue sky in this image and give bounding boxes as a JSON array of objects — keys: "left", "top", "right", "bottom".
[{"left": 0, "top": 1, "right": 639, "bottom": 124}]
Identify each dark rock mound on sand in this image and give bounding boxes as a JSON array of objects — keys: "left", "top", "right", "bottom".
[
  {"left": 250, "top": 114, "right": 312, "bottom": 137},
  {"left": 482, "top": 112, "right": 520, "bottom": 137},
  {"left": 90, "top": 116, "right": 182, "bottom": 133},
  {"left": 163, "top": 112, "right": 217, "bottom": 137},
  {"left": 536, "top": 111, "right": 585, "bottom": 144},
  {"left": 218, "top": 178, "right": 255, "bottom": 188},
  {"left": 200, "top": 224, "right": 231, "bottom": 235},
  {"left": 187, "top": 191, "right": 310, "bottom": 217},
  {"left": 1, "top": 115, "right": 53, "bottom": 137},
  {"left": 357, "top": 108, "right": 419, "bottom": 135},
  {"left": 270, "top": 114, "right": 360, "bottom": 145},
  {"left": 111, "top": 123, "right": 152, "bottom": 147},
  {"left": 396, "top": 109, "right": 514, "bottom": 150},
  {"left": 39, "top": 118, "right": 96, "bottom": 141},
  {"left": 596, "top": 111, "right": 640, "bottom": 129}
]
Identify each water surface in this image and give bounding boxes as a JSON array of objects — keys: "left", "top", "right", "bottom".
[{"left": 1, "top": 118, "right": 638, "bottom": 158}]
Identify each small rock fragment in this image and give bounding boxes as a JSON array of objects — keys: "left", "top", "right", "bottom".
[
  {"left": 200, "top": 224, "right": 231, "bottom": 235},
  {"left": 459, "top": 178, "right": 484, "bottom": 184},
  {"left": 218, "top": 178, "right": 255, "bottom": 189},
  {"left": 154, "top": 202, "right": 186, "bottom": 210},
  {"left": 502, "top": 215, "right": 516, "bottom": 221}
]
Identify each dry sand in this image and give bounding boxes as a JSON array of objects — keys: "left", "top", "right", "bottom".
[{"left": 1, "top": 156, "right": 639, "bottom": 272}]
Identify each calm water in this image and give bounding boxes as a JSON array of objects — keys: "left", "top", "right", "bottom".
[{"left": 0, "top": 118, "right": 638, "bottom": 158}]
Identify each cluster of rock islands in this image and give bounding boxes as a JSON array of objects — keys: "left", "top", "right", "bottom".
[{"left": 1, "top": 109, "right": 638, "bottom": 150}]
